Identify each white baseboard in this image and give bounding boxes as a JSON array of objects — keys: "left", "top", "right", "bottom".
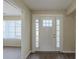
[
  {"left": 31, "top": 51, "right": 36, "bottom": 53},
  {"left": 25, "top": 50, "right": 31, "bottom": 59},
  {"left": 62, "top": 51, "right": 75, "bottom": 53},
  {"left": 31, "top": 50, "right": 75, "bottom": 53}
]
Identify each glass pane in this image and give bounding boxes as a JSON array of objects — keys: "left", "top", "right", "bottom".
[
  {"left": 36, "top": 31, "right": 39, "bottom": 36},
  {"left": 56, "top": 42, "right": 60, "bottom": 48},
  {"left": 56, "top": 26, "right": 60, "bottom": 30},
  {"left": 36, "top": 42, "right": 39, "bottom": 48},
  {"left": 56, "top": 31, "right": 60, "bottom": 36},
  {"left": 8, "top": 32, "right": 15, "bottom": 38},
  {"left": 36, "top": 36, "right": 39, "bottom": 39},
  {"left": 56, "top": 18, "right": 60, "bottom": 48},
  {"left": 36, "top": 44, "right": 39, "bottom": 48},
  {"left": 35, "top": 19, "right": 39, "bottom": 48},
  {"left": 36, "top": 39, "right": 39, "bottom": 42},
  {"left": 8, "top": 23, "right": 15, "bottom": 27},
  {"left": 36, "top": 27, "right": 39, "bottom": 31},
  {"left": 16, "top": 26, "right": 21, "bottom": 29},
  {"left": 43, "top": 20, "right": 52, "bottom": 27},
  {"left": 8, "top": 26, "right": 15, "bottom": 32},
  {"left": 50, "top": 23, "right": 52, "bottom": 27},
  {"left": 16, "top": 35, "right": 21, "bottom": 39},
  {"left": 56, "top": 36, "right": 60, "bottom": 42},
  {"left": 43, "top": 20, "right": 46, "bottom": 23},
  {"left": 3, "top": 21, "right": 21, "bottom": 39},
  {"left": 16, "top": 29, "right": 21, "bottom": 32},
  {"left": 49, "top": 20, "right": 52, "bottom": 24},
  {"left": 36, "top": 19, "right": 39, "bottom": 23},
  {"left": 56, "top": 20, "right": 60, "bottom": 25},
  {"left": 36, "top": 42, "right": 39, "bottom": 44},
  {"left": 46, "top": 23, "right": 48, "bottom": 27},
  {"left": 36, "top": 23, "right": 39, "bottom": 26},
  {"left": 43, "top": 20, "right": 46, "bottom": 27},
  {"left": 16, "top": 21, "right": 21, "bottom": 25},
  {"left": 43, "top": 23, "right": 46, "bottom": 27},
  {"left": 36, "top": 25, "right": 39, "bottom": 28},
  {"left": 15, "top": 21, "right": 21, "bottom": 39},
  {"left": 3, "top": 21, "right": 6, "bottom": 38},
  {"left": 46, "top": 20, "right": 49, "bottom": 24},
  {"left": 3, "top": 21, "right": 6, "bottom": 32}
]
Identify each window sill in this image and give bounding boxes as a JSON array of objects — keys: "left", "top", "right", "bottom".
[{"left": 3, "top": 39, "right": 21, "bottom": 47}]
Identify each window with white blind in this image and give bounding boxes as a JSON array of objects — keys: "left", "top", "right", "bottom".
[
  {"left": 56, "top": 18, "right": 60, "bottom": 48},
  {"left": 43, "top": 20, "right": 52, "bottom": 27},
  {"left": 35, "top": 19, "right": 39, "bottom": 48},
  {"left": 3, "top": 20, "right": 21, "bottom": 39}
]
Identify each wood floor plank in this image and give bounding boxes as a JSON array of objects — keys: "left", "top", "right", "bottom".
[
  {"left": 27, "top": 52, "right": 75, "bottom": 59},
  {"left": 3, "top": 47, "right": 21, "bottom": 59}
]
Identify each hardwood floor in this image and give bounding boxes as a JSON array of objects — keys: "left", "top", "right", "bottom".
[
  {"left": 3, "top": 47, "right": 21, "bottom": 59},
  {"left": 27, "top": 52, "right": 75, "bottom": 59}
]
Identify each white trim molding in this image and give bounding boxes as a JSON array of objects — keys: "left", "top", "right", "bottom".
[
  {"left": 25, "top": 50, "right": 31, "bottom": 59},
  {"left": 66, "top": 0, "right": 76, "bottom": 15},
  {"left": 62, "top": 51, "right": 75, "bottom": 53}
]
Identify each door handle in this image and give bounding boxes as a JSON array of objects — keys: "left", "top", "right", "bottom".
[
  {"left": 53, "top": 37, "right": 56, "bottom": 38},
  {"left": 53, "top": 34, "right": 56, "bottom": 38},
  {"left": 53, "top": 34, "right": 56, "bottom": 35}
]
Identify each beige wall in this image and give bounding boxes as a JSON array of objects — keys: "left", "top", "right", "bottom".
[
  {"left": 3, "top": 16, "right": 21, "bottom": 20},
  {"left": 21, "top": 9, "right": 31, "bottom": 59},
  {"left": 66, "top": 0, "right": 76, "bottom": 15},
  {"left": 63, "top": 12, "right": 76, "bottom": 52},
  {"left": 4, "top": 1, "right": 76, "bottom": 59},
  {"left": 4, "top": 0, "right": 32, "bottom": 59},
  {"left": 32, "top": 10, "right": 65, "bottom": 15},
  {"left": 13, "top": 1, "right": 31, "bottom": 59},
  {"left": 3, "top": 39, "right": 21, "bottom": 47},
  {"left": 32, "top": 10, "right": 76, "bottom": 53},
  {"left": 3, "top": 16, "right": 21, "bottom": 47}
]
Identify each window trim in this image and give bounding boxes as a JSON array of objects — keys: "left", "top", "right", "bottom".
[
  {"left": 43, "top": 19, "right": 52, "bottom": 27},
  {"left": 3, "top": 20, "right": 21, "bottom": 39}
]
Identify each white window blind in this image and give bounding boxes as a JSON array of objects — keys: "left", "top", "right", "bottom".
[
  {"left": 35, "top": 19, "right": 39, "bottom": 48},
  {"left": 43, "top": 20, "right": 52, "bottom": 27},
  {"left": 3, "top": 20, "right": 21, "bottom": 39},
  {"left": 56, "top": 18, "right": 60, "bottom": 48}
]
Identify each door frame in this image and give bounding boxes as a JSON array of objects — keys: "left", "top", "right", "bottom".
[{"left": 32, "top": 14, "right": 64, "bottom": 52}]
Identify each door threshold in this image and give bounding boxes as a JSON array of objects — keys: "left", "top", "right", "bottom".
[{"left": 34, "top": 51, "right": 62, "bottom": 53}]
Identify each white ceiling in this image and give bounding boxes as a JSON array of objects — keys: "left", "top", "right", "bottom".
[
  {"left": 3, "top": 1, "right": 21, "bottom": 16},
  {"left": 23, "top": 0, "right": 73, "bottom": 11},
  {"left": 3, "top": 0, "right": 73, "bottom": 16}
]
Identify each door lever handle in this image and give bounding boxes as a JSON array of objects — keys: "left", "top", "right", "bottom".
[
  {"left": 53, "top": 34, "right": 56, "bottom": 38},
  {"left": 53, "top": 34, "right": 56, "bottom": 35}
]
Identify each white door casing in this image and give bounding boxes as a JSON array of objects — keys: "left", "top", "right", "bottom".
[
  {"left": 39, "top": 16, "right": 56, "bottom": 51},
  {"left": 32, "top": 15, "right": 63, "bottom": 52}
]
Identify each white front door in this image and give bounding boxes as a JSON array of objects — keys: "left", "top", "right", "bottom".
[
  {"left": 39, "top": 16, "right": 56, "bottom": 51},
  {"left": 32, "top": 15, "right": 62, "bottom": 52}
]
